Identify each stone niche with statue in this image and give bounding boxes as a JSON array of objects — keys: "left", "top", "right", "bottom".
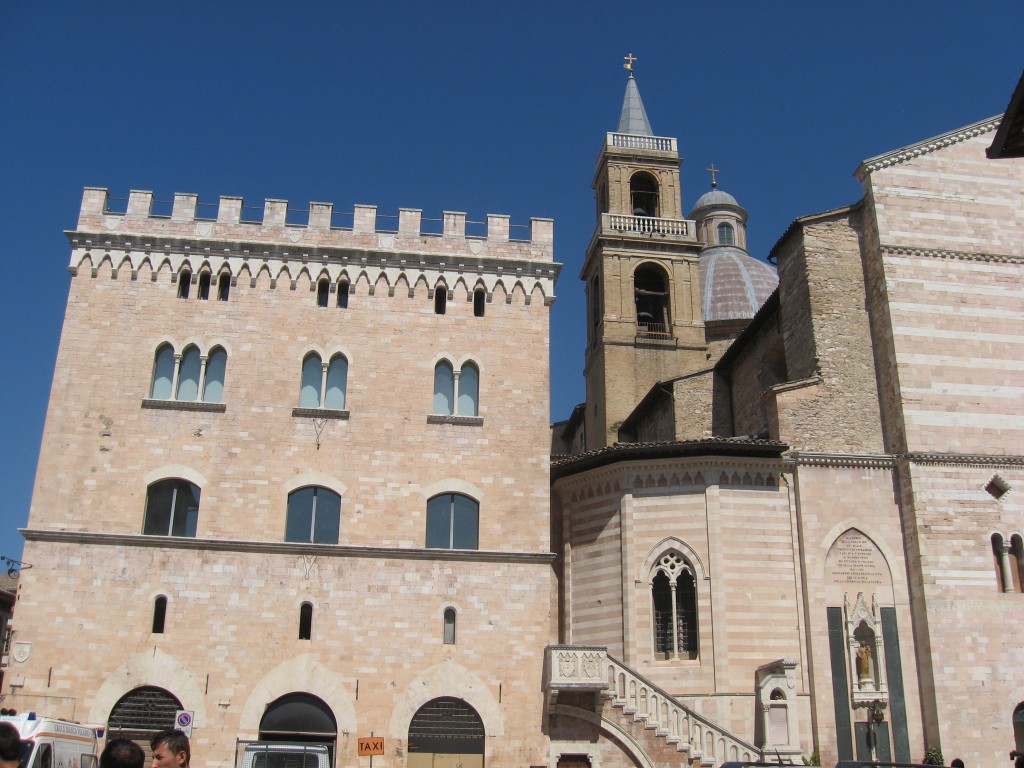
[{"left": 845, "top": 591, "right": 889, "bottom": 708}]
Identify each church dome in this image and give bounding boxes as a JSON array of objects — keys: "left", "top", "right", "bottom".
[
  {"left": 699, "top": 246, "right": 778, "bottom": 322},
  {"left": 691, "top": 188, "right": 739, "bottom": 212}
]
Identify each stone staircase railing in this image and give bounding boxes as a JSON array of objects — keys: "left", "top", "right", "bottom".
[{"left": 547, "top": 645, "right": 762, "bottom": 768}]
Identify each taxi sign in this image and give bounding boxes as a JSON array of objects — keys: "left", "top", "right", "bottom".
[{"left": 357, "top": 737, "right": 384, "bottom": 756}]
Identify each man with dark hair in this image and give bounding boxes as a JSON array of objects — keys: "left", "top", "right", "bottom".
[
  {"left": 149, "top": 730, "right": 189, "bottom": 768},
  {"left": 100, "top": 739, "right": 144, "bottom": 768},
  {"left": 0, "top": 722, "right": 21, "bottom": 768}
]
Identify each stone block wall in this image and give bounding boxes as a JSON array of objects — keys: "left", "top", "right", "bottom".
[{"left": 6, "top": 188, "right": 560, "bottom": 768}]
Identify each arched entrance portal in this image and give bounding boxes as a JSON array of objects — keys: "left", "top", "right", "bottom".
[
  {"left": 408, "top": 697, "right": 484, "bottom": 768},
  {"left": 107, "top": 686, "right": 183, "bottom": 758},
  {"left": 259, "top": 692, "right": 337, "bottom": 750}
]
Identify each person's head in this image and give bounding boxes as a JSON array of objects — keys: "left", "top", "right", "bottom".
[
  {"left": 0, "top": 722, "right": 21, "bottom": 768},
  {"left": 101, "top": 739, "right": 145, "bottom": 768},
  {"left": 149, "top": 730, "right": 189, "bottom": 768}
]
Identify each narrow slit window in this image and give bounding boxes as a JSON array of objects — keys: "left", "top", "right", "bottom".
[
  {"left": 443, "top": 607, "right": 456, "bottom": 644},
  {"left": 197, "top": 271, "right": 212, "bottom": 300},
  {"left": 177, "top": 270, "right": 191, "bottom": 299},
  {"left": 317, "top": 279, "right": 330, "bottom": 308},
  {"left": 434, "top": 287, "right": 446, "bottom": 315},
  {"left": 299, "top": 602, "right": 313, "bottom": 640},
  {"left": 337, "top": 280, "right": 349, "bottom": 309},
  {"left": 152, "top": 596, "right": 167, "bottom": 634},
  {"left": 473, "top": 289, "right": 485, "bottom": 317},
  {"left": 217, "top": 273, "right": 230, "bottom": 301}
]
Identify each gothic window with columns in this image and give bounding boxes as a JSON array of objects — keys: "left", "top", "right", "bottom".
[
  {"left": 651, "top": 551, "right": 698, "bottom": 660},
  {"left": 299, "top": 353, "right": 348, "bottom": 410},
  {"left": 433, "top": 360, "right": 479, "bottom": 417},
  {"left": 149, "top": 343, "right": 227, "bottom": 404}
]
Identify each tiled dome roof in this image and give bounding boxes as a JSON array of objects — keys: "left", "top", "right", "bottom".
[
  {"left": 690, "top": 188, "right": 739, "bottom": 213},
  {"left": 699, "top": 246, "right": 778, "bottom": 322}
]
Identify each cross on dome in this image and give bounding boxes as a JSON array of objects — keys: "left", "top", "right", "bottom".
[
  {"left": 623, "top": 51, "right": 637, "bottom": 73},
  {"left": 706, "top": 164, "right": 720, "bottom": 188}
]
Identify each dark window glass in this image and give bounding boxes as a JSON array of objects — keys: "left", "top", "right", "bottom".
[
  {"left": 217, "top": 273, "right": 230, "bottom": 301},
  {"left": 152, "top": 596, "right": 167, "bottom": 634},
  {"left": 198, "top": 272, "right": 211, "bottom": 300},
  {"left": 143, "top": 479, "right": 200, "bottom": 537},
  {"left": 177, "top": 271, "right": 191, "bottom": 299},
  {"left": 434, "top": 288, "right": 446, "bottom": 315},
  {"left": 337, "top": 281, "right": 349, "bottom": 309},
  {"left": 426, "top": 494, "right": 478, "bottom": 550},
  {"left": 317, "top": 279, "right": 329, "bottom": 308},
  {"left": 286, "top": 487, "right": 341, "bottom": 544},
  {"left": 299, "top": 602, "right": 313, "bottom": 640},
  {"left": 473, "top": 290, "right": 485, "bottom": 317}
]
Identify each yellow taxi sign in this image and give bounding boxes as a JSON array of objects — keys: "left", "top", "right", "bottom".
[{"left": 357, "top": 737, "right": 384, "bottom": 756}]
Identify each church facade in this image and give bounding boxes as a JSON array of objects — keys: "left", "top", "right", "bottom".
[
  {"left": 3, "top": 70, "right": 1023, "bottom": 768},
  {"left": 548, "top": 74, "right": 1024, "bottom": 768}
]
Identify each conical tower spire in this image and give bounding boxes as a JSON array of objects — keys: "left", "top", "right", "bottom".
[{"left": 617, "top": 56, "right": 653, "bottom": 136}]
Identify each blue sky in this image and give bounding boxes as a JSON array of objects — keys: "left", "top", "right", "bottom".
[{"left": 1, "top": 3, "right": 1021, "bottom": 564}]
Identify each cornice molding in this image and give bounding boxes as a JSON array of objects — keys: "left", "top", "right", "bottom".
[
  {"left": 855, "top": 116, "right": 1001, "bottom": 179},
  {"left": 788, "top": 452, "right": 896, "bottom": 469},
  {"left": 903, "top": 452, "right": 1024, "bottom": 469},
  {"left": 19, "top": 529, "right": 556, "bottom": 564},
  {"left": 880, "top": 244, "right": 1024, "bottom": 265}
]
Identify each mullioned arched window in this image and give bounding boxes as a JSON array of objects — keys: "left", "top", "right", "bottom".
[{"left": 651, "top": 551, "right": 698, "bottom": 660}]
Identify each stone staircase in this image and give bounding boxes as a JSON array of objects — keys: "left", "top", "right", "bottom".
[{"left": 546, "top": 645, "right": 763, "bottom": 767}]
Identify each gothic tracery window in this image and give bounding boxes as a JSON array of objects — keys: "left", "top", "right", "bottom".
[{"left": 651, "top": 551, "right": 697, "bottom": 660}]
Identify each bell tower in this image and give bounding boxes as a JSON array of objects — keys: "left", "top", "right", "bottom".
[{"left": 582, "top": 60, "right": 707, "bottom": 450}]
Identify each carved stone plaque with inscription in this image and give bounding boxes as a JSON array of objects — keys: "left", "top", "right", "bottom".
[{"left": 826, "top": 529, "right": 887, "bottom": 586}]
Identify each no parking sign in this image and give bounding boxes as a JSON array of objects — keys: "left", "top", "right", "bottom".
[{"left": 174, "top": 710, "right": 194, "bottom": 737}]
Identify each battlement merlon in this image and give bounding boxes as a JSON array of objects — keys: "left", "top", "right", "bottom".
[{"left": 76, "top": 188, "right": 555, "bottom": 256}]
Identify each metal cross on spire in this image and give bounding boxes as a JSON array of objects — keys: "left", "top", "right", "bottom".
[
  {"left": 706, "top": 164, "right": 720, "bottom": 188},
  {"left": 623, "top": 51, "right": 637, "bottom": 74}
]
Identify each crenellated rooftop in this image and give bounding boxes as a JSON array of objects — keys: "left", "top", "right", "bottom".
[
  {"left": 75, "top": 188, "right": 553, "bottom": 250},
  {"left": 67, "top": 188, "right": 560, "bottom": 303}
]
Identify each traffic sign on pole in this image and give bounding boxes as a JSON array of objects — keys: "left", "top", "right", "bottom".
[{"left": 174, "top": 710, "right": 194, "bottom": 737}]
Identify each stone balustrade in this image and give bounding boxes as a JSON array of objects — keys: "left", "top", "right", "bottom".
[
  {"left": 603, "top": 212, "right": 694, "bottom": 238},
  {"left": 607, "top": 132, "right": 677, "bottom": 153},
  {"left": 547, "top": 645, "right": 762, "bottom": 767}
]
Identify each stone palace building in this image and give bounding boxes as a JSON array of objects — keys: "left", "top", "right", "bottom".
[{"left": 3, "top": 68, "right": 1023, "bottom": 768}]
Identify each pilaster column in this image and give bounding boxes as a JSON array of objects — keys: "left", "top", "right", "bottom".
[
  {"left": 999, "top": 541, "right": 1014, "bottom": 592},
  {"left": 197, "top": 355, "right": 209, "bottom": 402},
  {"left": 171, "top": 354, "right": 183, "bottom": 399},
  {"left": 320, "top": 363, "right": 329, "bottom": 409}
]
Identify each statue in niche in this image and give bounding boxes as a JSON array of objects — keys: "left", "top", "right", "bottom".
[{"left": 856, "top": 642, "right": 872, "bottom": 682}]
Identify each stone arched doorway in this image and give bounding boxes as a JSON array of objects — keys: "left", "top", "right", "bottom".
[
  {"left": 407, "top": 697, "right": 484, "bottom": 768},
  {"left": 259, "top": 692, "right": 337, "bottom": 747},
  {"left": 107, "top": 686, "right": 183, "bottom": 758}
]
